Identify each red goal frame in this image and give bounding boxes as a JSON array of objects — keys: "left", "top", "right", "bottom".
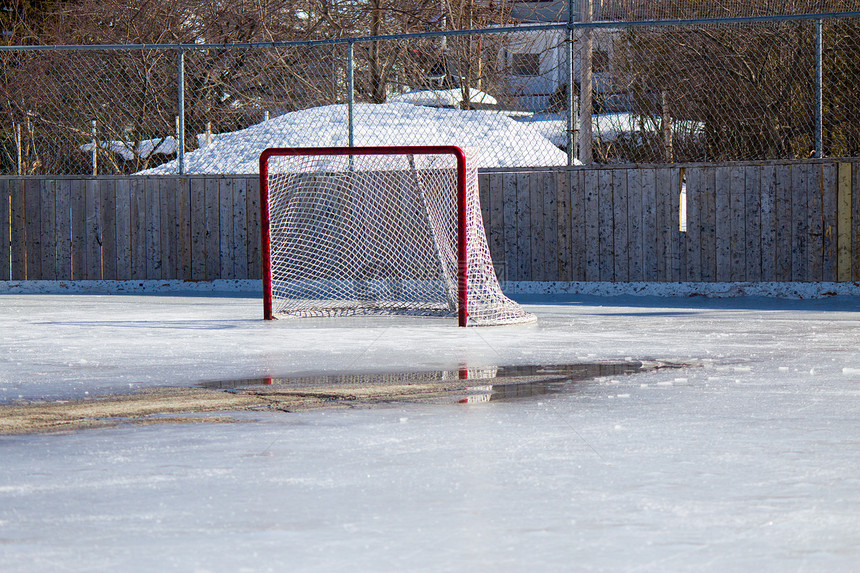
[{"left": 259, "top": 145, "right": 469, "bottom": 327}]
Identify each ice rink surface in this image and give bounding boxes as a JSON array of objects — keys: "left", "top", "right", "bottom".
[{"left": 1, "top": 291, "right": 859, "bottom": 572}]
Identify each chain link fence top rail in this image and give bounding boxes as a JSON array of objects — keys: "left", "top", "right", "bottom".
[{"left": 0, "top": 8, "right": 858, "bottom": 175}]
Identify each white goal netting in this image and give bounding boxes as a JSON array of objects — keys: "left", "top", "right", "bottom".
[{"left": 261, "top": 147, "right": 535, "bottom": 326}]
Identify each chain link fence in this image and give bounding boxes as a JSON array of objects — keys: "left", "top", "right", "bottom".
[{"left": 0, "top": 12, "right": 858, "bottom": 175}]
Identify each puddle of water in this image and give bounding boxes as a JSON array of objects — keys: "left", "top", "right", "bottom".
[
  {"left": 201, "top": 361, "right": 676, "bottom": 403},
  {"left": 457, "top": 362, "right": 653, "bottom": 403}
]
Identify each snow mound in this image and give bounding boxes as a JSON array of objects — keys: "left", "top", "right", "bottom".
[{"left": 137, "top": 103, "right": 568, "bottom": 174}]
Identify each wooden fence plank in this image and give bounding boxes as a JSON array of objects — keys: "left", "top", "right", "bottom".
[
  {"left": 487, "top": 173, "right": 505, "bottom": 282},
  {"left": 668, "top": 168, "right": 681, "bottom": 281},
  {"left": 654, "top": 169, "right": 669, "bottom": 282},
  {"left": 515, "top": 172, "right": 531, "bottom": 281},
  {"left": 204, "top": 177, "right": 220, "bottom": 281},
  {"left": 85, "top": 180, "right": 101, "bottom": 280},
  {"left": 853, "top": 160, "right": 860, "bottom": 281},
  {"left": 99, "top": 179, "right": 117, "bottom": 281},
  {"left": 700, "top": 166, "right": 717, "bottom": 282},
  {"left": 612, "top": 168, "right": 629, "bottom": 281},
  {"left": 144, "top": 178, "right": 161, "bottom": 279},
  {"left": 744, "top": 165, "right": 762, "bottom": 282},
  {"left": 671, "top": 169, "right": 684, "bottom": 281},
  {"left": 218, "top": 179, "right": 234, "bottom": 280},
  {"left": 684, "top": 168, "right": 701, "bottom": 282},
  {"left": 130, "top": 179, "right": 147, "bottom": 280},
  {"left": 502, "top": 173, "right": 517, "bottom": 283},
  {"left": 676, "top": 168, "right": 687, "bottom": 280},
  {"left": 543, "top": 171, "right": 558, "bottom": 281},
  {"left": 190, "top": 178, "right": 207, "bottom": 281},
  {"left": 479, "top": 172, "right": 490, "bottom": 234},
  {"left": 760, "top": 165, "right": 776, "bottom": 281},
  {"left": 584, "top": 170, "right": 600, "bottom": 281},
  {"left": 641, "top": 169, "right": 657, "bottom": 281},
  {"left": 529, "top": 172, "right": 544, "bottom": 281},
  {"left": 245, "top": 177, "right": 262, "bottom": 280},
  {"left": 715, "top": 166, "right": 731, "bottom": 282},
  {"left": 598, "top": 170, "right": 614, "bottom": 281},
  {"left": 479, "top": 172, "right": 491, "bottom": 267},
  {"left": 160, "top": 178, "right": 177, "bottom": 280},
  {"left": 774, "top": 164, "right": 793, "bottom": 281},
  {"left": 854, "top": 160, "right": 860, "bottom": 281},
  {"left": 585, "top": 170, "right": 602, "bottom": 281},
  {"left": 836, "top": 163, "right": 852, "bottom": 281},
  {"left": 233, "top": 177, "right": 248, "bottom": 280},
  {"left": 627, "top": 169, "right": 644, "bottom": 281},
  {"left": 569, "top": 170, "right": 585, "bottom": 281},
  {"left": 24, "top": 179, "right": 42, "bottom": 280},
  {"left": 115, "top": 179, "right": 132, "bottom": 280},
  {"left": 791, "top": 164, "right": 808, "bottom": 281},
  {"left": 0, "top": 180, "right": 9, "bottom": 280},
  {"left": 556, "top": 171, "right": 571, "bottom": 282},
  {"left": 807, "top": 164, "right": 824, "bottom": 282},
  {"left": 729, "top": 165, "right": 746, "bottom": 282},
  {"left": 655, "top": 168, "right": 669, "bottom": 281},
  {"left": 175, "top": 177, "right": 192, "bottom": 281},
  {"left": 478, "top": 172, "right": 493, "bottom": 277},
  {"left": 39, "top": 180, "right": 57, "bottom": 280},
  {"left": 69, "top": 180, "right": 86, "bottom": 280},
  {"left": 10, "top": 180, "right": 25, "bottom": 279},
  {"left": 820, "top": 164, "right": 837, "bottom": 282},
  {"left": 54, "top": 180, "right": 72, "bottom": 280}
]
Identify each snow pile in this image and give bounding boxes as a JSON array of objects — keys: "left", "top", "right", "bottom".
[
  {"left": 388, "top": 87, "right": 498, "bottom": 108},
  {"left": 136, "top": 103, "right": 568, "bottom": 174}
]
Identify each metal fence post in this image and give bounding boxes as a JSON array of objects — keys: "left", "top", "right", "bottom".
[
  {"left": 578, "top": 0, "right": 593, "bottom": 165},
  {"left": 177, "top": 47, "right": 186, "bottom": 174},
  {"left": 566, "top": 0, "right": 576, "bottom": 166},
  {"left": 814, "top": 19, "right": 823, "bottom": 158},
  {"left": 348, "top": 40, "right": 355, "bottom": 148}
]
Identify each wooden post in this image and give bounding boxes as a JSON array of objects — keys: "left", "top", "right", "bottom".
[
  {"left": 661, "top": 90, "right": 673, "bottom": 162},
  {"left": 578, "top": 0, "right": 593, "bottom": 165},
  {"left": 91, "top": 120, "right": 98, "bottom": 177}
]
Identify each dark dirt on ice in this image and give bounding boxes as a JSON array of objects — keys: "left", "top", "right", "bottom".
[{"left": 0, "top": 360, "right": 682, "bottom": 434}]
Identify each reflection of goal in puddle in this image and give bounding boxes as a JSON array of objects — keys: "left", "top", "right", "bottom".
[{"left": 201, "top": 361, "right": 678, "bottom": 403}]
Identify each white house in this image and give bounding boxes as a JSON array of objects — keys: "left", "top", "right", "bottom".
[{"left": 501, "top": 1, "right": 617, "bottom": 111}]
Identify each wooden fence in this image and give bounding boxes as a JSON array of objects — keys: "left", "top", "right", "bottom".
[
  {"left": 0, "top": 177, "right": 261, "bottom": 282},
  {"left": 1, "top": 160, "right": 858, "bottom": 283},
  {"left": 479, "top": 160, "right": 859, "bottom": 283}
]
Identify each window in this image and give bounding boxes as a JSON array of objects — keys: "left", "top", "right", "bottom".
[
  {"left": 511, "top": 53, "right": 541, "bottom": 76},
  {"left": 593, "top": 49, "right": 610, "bottom": 74}
]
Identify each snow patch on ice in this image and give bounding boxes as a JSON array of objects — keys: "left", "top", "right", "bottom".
[
  {"left": 503, "top": 280, "right": 860, "bottom": 299},
  {"left": 2, "top": 280, "right": 860, "bottom": 298}
]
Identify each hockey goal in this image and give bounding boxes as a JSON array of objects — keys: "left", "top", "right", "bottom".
[{"left": 259, "top": 145, "right": 535, "bottom": 326}]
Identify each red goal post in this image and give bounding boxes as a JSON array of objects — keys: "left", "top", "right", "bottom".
[{"left": 259, "top": 145, "right": 535, "bottom": 327}]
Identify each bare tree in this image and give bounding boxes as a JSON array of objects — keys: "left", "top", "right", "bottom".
[{"left": 609, "top": 0, "right": 860, "bottom": 162}]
